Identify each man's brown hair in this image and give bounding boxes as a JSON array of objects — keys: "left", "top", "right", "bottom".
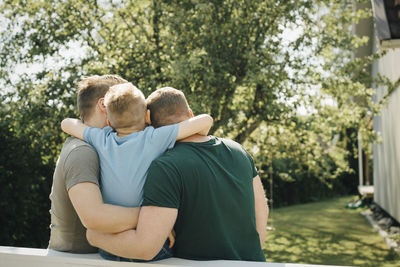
[
  {"left": 146, "top": 87, "right": 191, "bottom": 128},
  {"left": 77, "top": 75, "right": 128, "bottom": 122},
  {"left": 104, "top": 83, "right": 147, "bottom": 129}
]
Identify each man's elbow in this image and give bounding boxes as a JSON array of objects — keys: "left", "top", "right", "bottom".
[
  {"left": 61, "top": 119, "right": 68, "bottom": 132},
  {"left": 132, "top": 240, "right": 161, "bottom": 260},
  {"left": 130, "top": 240, "right": 162, "bottom": 261},
  {"left": 81, "top": 213, "right": 103, "bottom": 231},
  {"left": 206, "top": 114, "right": 213, "bottom": 125},
  {"left": 137, "top": 248, "right": 159, "bottom": 261},
  {"left": 112, "top": 245, "right": 158, "bottom": 260},
  {"left": 86, "top": 229, "right": 96, "bottom": 247}
]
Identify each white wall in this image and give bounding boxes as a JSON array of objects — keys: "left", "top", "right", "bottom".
[{"left": 372, "top": 40, "right": 400, "bottom": 222}]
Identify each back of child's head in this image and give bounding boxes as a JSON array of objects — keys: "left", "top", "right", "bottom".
[
  {"left": 77, "top": 75, "right": 128, "bottom": 122},
  {"left": 104, "top": 83, "right": 146, "bottom": 129},
  {"left": 146, "top": 87, "right": 191, "bottom": 128}
]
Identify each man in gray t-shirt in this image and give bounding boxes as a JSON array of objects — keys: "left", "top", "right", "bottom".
[
  {"left": 49, "top": 138, "right": 100, "bottom": 252},
  {"left": 48, "top": 75, "right": 140, "bottom": 252}
]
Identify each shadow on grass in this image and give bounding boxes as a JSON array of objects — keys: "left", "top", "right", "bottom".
[{"left": 264, "top": 196, "right": 400, "bottom": 267}]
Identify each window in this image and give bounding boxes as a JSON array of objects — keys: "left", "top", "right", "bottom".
[{"left": 372, "top": 0, "right": 400, "bottom": 48}]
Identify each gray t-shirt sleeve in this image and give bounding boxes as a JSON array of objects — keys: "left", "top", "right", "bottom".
[{"left": 63, "top": 145, "right": 100, "bottom": 190}]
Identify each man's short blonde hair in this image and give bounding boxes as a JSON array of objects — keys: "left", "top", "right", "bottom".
[
  {"left": 146, "top": 87, "right": 191, "bottom": 128},
  {"left": 104, "top": 83, "right": 146, "bottom": 129},
  {"left": 77, "top": 75, "right": 128, "bottom": 122}
]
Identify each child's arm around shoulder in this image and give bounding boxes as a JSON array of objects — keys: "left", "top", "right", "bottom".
[
  {"left": 176, "top": 114, "right": 213, "bottom": 140},
  {"left": 61, "top": 118, "right": 89, "bottom": 140}
]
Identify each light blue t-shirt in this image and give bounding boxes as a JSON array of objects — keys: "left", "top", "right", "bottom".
[{"left": 83, "top": 124, "right": 179, "bottom": 207}]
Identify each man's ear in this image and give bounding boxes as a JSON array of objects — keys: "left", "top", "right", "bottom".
[
  {"left": 98, "top": 98, "right": 107, "bottom": 114},
  {"left": 188, "top": 108, "right": 194, "bottom": 118},
  {"left": 145, "top": 109, "right": 151, "bottom": 125}
]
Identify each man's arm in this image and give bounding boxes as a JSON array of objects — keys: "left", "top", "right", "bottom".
[
  {"left": 177, "top": 114, "right": 213, "bottom": 140},
  {"left": 87, "top": 206, "right": 178, "bottom": 260},
  {"left": 69, "top": 182, "right": 140, "bottom": 234},
  {"left": 61, "top": 118, "right": 88, "bottom": 140},
  {"left": 253, "top": 175, "right": 269, "bottom": 248}
]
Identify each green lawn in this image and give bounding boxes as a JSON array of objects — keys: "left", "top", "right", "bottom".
[{"left": 263, "top": 196, "right": 400, "bottom": 266}]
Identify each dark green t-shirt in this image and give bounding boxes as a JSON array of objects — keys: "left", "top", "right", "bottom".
[{"left": 142, "top": 136, "right": 265, "bottom": 262}]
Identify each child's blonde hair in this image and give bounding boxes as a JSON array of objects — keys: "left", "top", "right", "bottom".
[{"left": 104, "top": 83, "right": 146, "bottom": 129}]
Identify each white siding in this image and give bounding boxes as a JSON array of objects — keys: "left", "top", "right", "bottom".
[{"left": 372, "top": 41, "right": 400, "bottom": 222}]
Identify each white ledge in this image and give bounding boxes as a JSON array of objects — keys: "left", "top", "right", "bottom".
[
  {"left": 381, "top": 39, "right": 400, "bottom": 49},
  {"left": 0, "top": 246, "right": 348, "bottom": 267}
]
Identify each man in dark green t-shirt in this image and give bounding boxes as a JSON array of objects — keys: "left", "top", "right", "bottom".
[{"left": 87, "top": 87, "right": 269, "bottom": 262}]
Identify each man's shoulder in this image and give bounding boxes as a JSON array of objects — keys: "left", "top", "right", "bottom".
[
  {"left": 215, "top": 136, "right": 241, "bottom": 147},
  {"left": 189, "top": 136, "right": 245, "bottom": 151},
  {"left": 147, "top": 144, "right": 187, "bottom": 173},
  {"left": 63, "top": 137, "right": 94, "bottom": 151},
  {"left": 151, "top": 148, "right": 180, "bottom": 163},
  {"left": 60, "top": 137, "right": 96, "bottom": 160},
  {"left": 55, "top": 138, "right": 99, "bottom": 185}
]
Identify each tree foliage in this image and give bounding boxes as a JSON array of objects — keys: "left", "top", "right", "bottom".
[{"left": 0, "top": 0, "right": 394, "bottom": 247}]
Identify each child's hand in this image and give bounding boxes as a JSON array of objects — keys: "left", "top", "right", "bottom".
[{"left": 168, "top": 229, "right": 176, "bottom": 248}]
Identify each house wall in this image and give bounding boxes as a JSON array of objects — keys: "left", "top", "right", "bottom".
[{"left": 372, "top": 40, "right": 400, "bottom": 222}]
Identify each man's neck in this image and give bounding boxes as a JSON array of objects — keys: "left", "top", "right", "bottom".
[
  {"left": 84, "top": 105, "right": 108, "bottom": 128},
  {"left": 179, "top": 134, "right": 211, "bottom": 143},
  {"left": 84, "top": 117, "right": 106, "bottom": 128}
]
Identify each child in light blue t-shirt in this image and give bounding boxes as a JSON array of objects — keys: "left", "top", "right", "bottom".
[{"left": 61, "top": 82, "right": 213, "bottom": 262}]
